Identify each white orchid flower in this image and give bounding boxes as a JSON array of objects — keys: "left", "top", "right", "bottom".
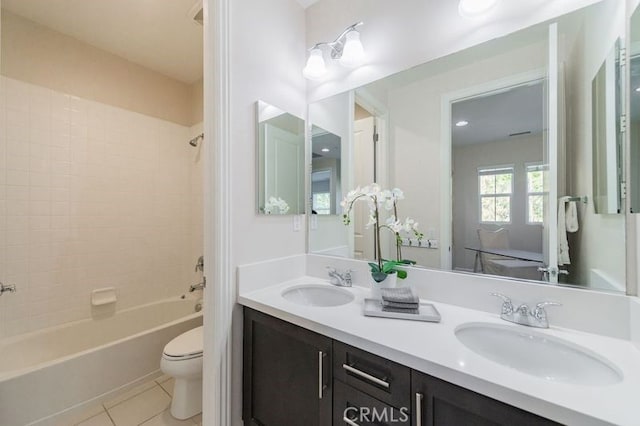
[
  {"left": 366, "top": 214, "right": 377, "bottom": 228},
  {"left": 392, "top": 188, "right": 405, "bottom": 201},
  {"left": 264, "top": 196, "right": 289, "bottom": 214},
  {"left": 385, "top": 215, "right": 404, "bottom": 233}
]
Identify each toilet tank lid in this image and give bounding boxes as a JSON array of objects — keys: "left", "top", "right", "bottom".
[{"left": 164, "top": 326, "right": 203, "bottom": 357}]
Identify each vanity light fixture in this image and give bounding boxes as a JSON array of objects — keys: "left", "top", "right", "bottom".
[
  {"left": 635, "top": 87, "right": 640, "bottom": 92},
  {"left": 456, "top": 120, "right": 469, "bottom": 127},
  {"left": 458, "top": 0, "right": 500, "bottom": 18},
  {"left": 321, "top": 148, "right": 331, "bottom": 152},
  {"left": 303, "top": 22, "right": 365, "bottom": 80}
]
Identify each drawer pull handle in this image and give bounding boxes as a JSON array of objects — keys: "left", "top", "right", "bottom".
[
  {"left": 416, "top": 392, "right": 424, "bottom": 426},
  {"left": 342, "top": 364, "right": 390, "bottom": 389},
  {"left": 318, "top": 351, "right": 324, "bottom": 399},
  {"left": 343, "top": 417, "right": 359, "bottom": 426}
]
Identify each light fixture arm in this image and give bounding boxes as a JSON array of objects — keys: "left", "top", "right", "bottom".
[{"left": 307, "top": 22, "right": 364, "bottom": 59}]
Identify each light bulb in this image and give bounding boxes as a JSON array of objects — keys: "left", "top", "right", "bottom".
[
  {"left": 458, "top": 0, "right": 499, "bottom": 18},
  {"left": 303, "top": 48, "right": 327, "bottom": 80},
  {"left": 339, "top": 30, "right": 365, "bottom": 68}
]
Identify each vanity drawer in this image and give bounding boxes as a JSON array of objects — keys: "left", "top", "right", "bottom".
[
  {"left": 334, "top": 380, "right": 410, "bottom": 426},
  {"left": 333, "top": 341, "right": 411, "bottom": 409}
]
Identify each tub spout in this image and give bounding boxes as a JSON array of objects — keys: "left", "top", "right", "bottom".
[{"left": 189, "top": 277, "right": 206, "bottom": 292}]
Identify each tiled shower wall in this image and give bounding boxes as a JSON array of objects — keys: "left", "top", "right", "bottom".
[{"left": 0, "top": 76, "right": 202, "bottom": 339}]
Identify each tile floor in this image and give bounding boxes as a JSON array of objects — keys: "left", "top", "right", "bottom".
[{"left": 71, "top": 375, "right": 202, "bottom": 426}]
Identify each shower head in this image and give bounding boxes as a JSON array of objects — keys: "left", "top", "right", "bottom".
[{"left": 189, "top": 133, "right": 204, "bottom": 147}]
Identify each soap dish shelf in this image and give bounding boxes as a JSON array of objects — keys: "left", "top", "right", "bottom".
[
  {"left": 363, "top": 298, "right": 441, "bottom": 322},
  {"left": 91, "top": 287, "right": 117, "bottom": 306}
]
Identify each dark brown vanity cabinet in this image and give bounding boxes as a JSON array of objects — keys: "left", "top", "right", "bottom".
[
  {"left": 243, "top": 308, "right": 560, "bottom": 426},
  {"left": 333, "top": 342, "right": 411, "bottom": 426},
  {"left": 411, "top": 371, "right": 560, "bottom": 426},
  {"left": 243, "top": 308, "right": 332, "bottom": 425}
]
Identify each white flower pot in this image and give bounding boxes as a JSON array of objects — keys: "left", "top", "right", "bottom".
[{"left": 370, "top": 273, "right": 398, "bottom": 300}]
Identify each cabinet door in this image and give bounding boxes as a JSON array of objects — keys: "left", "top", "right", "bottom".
[
  {"left": 411, "top": 371, "right": 560, "bottom": 426},
  {"left": 243, "top": 308, "right": 332, "bottom": 426}
]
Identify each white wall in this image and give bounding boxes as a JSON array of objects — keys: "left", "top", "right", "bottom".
[
  {"left": 564, "top": 0, "right": 626, "bottom": 289},
  {"left": 305, "top": 0, "right": 601, "bottom": 102},
  {"left": 229, "top": 0, "right": 307, "bottom": 423},
  {"left": 453, "top": 135, "right": 544, "bottom": 271},
  {"left": 0, "top": 76, "right": 202, "bottom": 338}
]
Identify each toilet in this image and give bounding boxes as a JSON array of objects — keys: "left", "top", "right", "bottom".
[{"left": 160, "top": 326, "right": 203, "bottom": 420}]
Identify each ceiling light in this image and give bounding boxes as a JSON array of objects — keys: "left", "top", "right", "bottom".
[
  {"left": 635, "top": 87, "right": 640, "bottom": 93},
  {"left": 321, "top": 148, "right": 330, "bottom": 152},
  {"left": 303, "top": 22, "right": 365, "bottom": 80},
  {"left": 456, "top": 120, "right": 469, "bottom": 127},
  {"left": 458, "top": 0, "right": 499, "bottom": 18},
  {"left": 302, "top": 48, "right": 327, "bottom": 81}
]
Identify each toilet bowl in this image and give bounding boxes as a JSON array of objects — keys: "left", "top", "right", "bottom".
[{"left": 160, "top": 326, "right": 203, "bottom": 420}]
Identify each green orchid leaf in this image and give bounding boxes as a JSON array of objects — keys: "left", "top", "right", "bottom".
[{"left": 368, "top": 262, "right": 381, "bottom": 273}]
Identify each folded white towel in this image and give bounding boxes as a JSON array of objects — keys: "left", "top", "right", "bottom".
[
  {"left": 566, "top": 201, "right": 579, "bottom": 233},
  {"left": 558, "top": 197, "right": 571, "bottom": 266}
]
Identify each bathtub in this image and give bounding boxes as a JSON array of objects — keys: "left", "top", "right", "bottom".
[{"left": 0, "top": 297, "right": 203, "bottom": 425}]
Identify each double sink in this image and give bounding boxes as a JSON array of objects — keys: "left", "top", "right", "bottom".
[{"left": 280, "top": 283, "right": 623, "bottom": 387}]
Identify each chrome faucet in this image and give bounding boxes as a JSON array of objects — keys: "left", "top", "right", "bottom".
[
  {"left": 0, "top": 282, "right": 16, "bottom": 295},
  {"left": 491, "top": 293, "right": 561, "bottom": 329},
  {"left": 189, "top": 277, "right": 206, "bottom": 292},
  {"left": 195, "top": 256, "right": 204, "bottom": 272},
  {"left": 326, "top": 266, "right": 353, "bottom": 287}
]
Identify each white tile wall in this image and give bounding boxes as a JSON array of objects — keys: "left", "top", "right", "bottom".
[{"left": 0, "top": 76, "right": 203, "bottom": 338}]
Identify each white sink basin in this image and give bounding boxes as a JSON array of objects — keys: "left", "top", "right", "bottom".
[
  {"left": 455, "top": 323, "right": 623, "bottom": 386},
  {"left": 281, "top": 284, "right": 355, "bottom": 307}
]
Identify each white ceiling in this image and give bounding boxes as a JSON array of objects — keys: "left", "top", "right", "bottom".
[
  {"left": 452, "top": 81, "right": 545, "bottom": 147},
  {"left": 1, "top": 0, "right": 203, "bottom": 84}
]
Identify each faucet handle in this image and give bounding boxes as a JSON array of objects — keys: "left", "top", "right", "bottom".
[
  {"left": 533, "top": 301, "right": 562, "bottom": 320},
  {"left": 490, "top": 292, "right": 514, "bottom": 315}
]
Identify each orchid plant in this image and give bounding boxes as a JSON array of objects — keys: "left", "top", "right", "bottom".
[
  {"left": 341, "top": 184, "right": 423, "bottom": 283},
  {"left": 263, "top": 196, "right": 290, "bottom": 214}
]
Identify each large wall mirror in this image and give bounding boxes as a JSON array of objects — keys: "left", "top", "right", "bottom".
[
  {"left": 630, "top": 4, "right": 640, "bottom": 214},
  {"left": 257, "top": 100, "right": 305, "bottom": 215},
  {"left": 308, "top": 0, "right": 628, "bottom": 294}
]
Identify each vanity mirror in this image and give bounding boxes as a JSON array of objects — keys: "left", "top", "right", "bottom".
[
  {"left": 630, "top": 5, "right": 640, "bottom": 214},
  {"left": 592, "top": 39, "right": 623, "bottom": 215},
  {"left": 308, "top": 0, "right": 628, "bottom": 293},
  {"left": 256, "top": 100, "right": 305, "bottom": 215},
  {"left": 311, "top": 126, "right": 342, "bottom": 215}
]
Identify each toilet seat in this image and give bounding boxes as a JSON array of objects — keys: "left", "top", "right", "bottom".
[{"left": 162, "top": 326, "right": 203, "bottom": 360}]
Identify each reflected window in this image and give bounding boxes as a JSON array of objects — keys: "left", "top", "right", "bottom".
[
  {"left": 526, "top": 163, "right": 547, "bottom": 224},
  {"left": 312, "top": 192, "right": 331, "bottom": 215},
  {"left": 479, "top": 166, "right": 513, "bottom": 223}
]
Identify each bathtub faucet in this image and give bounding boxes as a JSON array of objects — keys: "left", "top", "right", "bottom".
[{"left": 189, "top": 277, "right": 206, "bottom": 292}]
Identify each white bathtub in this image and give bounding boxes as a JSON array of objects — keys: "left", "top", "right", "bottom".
[{"left": 0, "top": 297, "right": 203, "bottom": 425}]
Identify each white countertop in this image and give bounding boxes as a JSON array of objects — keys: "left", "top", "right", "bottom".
[{"left": 238, "top": 276, "right": 640, "bottom": 426}]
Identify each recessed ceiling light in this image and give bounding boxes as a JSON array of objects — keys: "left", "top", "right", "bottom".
[
  {"left": 321, "top": 148, "right": 330, "bottom": 152},
  {"left": 456, "top": 120, "right": 469, "bottom": 127},
  {"left": 458, "top": 0, "right": 499, "bottom": 18}
]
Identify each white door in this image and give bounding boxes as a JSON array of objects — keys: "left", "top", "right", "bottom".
[
  {"left": 353, "top": 116, "right": 376, "bottom": 260},
  {"left": 264, "top": 123, "right": 304, "bottom": 213}
]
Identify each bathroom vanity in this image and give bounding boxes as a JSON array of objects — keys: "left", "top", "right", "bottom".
[
  {"left": 243, "top": 307, "right": 558, "bottom": 425},
  {"left": 237, "top": 256, "right": 640, "bottom": 426}
]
